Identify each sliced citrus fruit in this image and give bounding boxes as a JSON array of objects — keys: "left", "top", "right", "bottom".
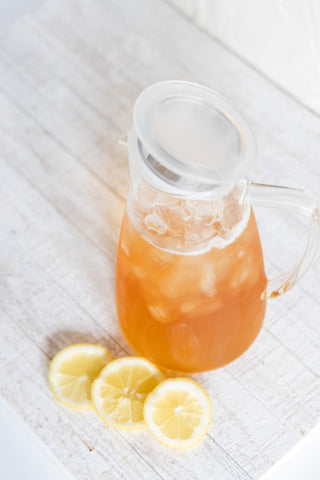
[
  {"left": 144, "top": 378, "right": 212, "bottom": 449},
  {"left": 49, "top": 343, "right": 113, "bottom": 410},
  {"left": 91, "top": 357, "right": 164, "bottom": 429}
]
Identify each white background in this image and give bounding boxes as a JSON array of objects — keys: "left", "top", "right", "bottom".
[{"left": 170, "top": 0, "right": 320, "bottom": 116}]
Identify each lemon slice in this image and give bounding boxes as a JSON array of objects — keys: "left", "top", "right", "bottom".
[
  {"left": 49, "top": 344, "right": 113, "bottom": 410},
  {"left": 92, "top": 357, "right": 165, "bottom": 429},
  {"left": 144, "top": 378, "right": 212, "bottom": 449}
]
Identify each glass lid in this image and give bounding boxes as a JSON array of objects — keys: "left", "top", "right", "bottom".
[{"left": 133, "top": 81, "right": 256, "bottom": 187}]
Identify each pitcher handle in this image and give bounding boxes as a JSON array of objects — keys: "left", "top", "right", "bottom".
[{"left": 243, "top": 182, "right": 320, "bottom": 298}]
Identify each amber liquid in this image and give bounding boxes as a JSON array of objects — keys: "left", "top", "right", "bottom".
[{"left": 116, "top": 209, "right": 267, "bottom": 372}]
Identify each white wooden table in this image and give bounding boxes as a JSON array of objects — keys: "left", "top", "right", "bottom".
[{"left": 1, "top": 1, "right": 320, "bottom": 479}]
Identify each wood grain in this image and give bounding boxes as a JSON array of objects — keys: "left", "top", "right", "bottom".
[{"left": 1, "top": 0, "right": 320, "bottom": 478}]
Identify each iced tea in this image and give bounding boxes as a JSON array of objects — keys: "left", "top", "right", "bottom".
[{"left": 116, "top": 205, "right": 267, "bottom": 373}]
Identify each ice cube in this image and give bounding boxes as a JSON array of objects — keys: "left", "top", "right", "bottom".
[
  {"left": 135, "top": 183, "right": 158, "bottom": 210},
  {"left": 145, "top": 211, "right": 168, "bottom": 234},
  {"left": 180, "top": 302, "right": 196, "bottom": 313},
  {"left": 120, "top": 239, "right": 130, "bottom": 256},
  {"left": 230, "top": 254, "right": 259, "bottom": 288},
  {"left": 200, "top": 264, "right": 216, "bottom": 296},
  {"left": 148, "top": 305, "right": 168, "bottom": 323},
  {"left": 132, "top": 179, "right": 249, "bottom": 253},
  {"left": 132, "top": 266, "right": 146, "bottom": 279},
  {"left": 155, "top": 203, "right": 186, "bottom": 235},
  {"left": 171, "top": 323, "right": 200, "bottom": 364}
]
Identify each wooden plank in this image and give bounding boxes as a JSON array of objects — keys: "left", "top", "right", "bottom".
[
  {"left": 0, "top": 91, "right": 123, "bottom": 258},
  {"left": 0, "top": 49, "right": 304, "bottom": 418},
  {"left": 0, "top": 169, "right": 254, "bottom": 479},
  {"left": 0, "top": 14, "right": 315, "bottom": 282},
  {"left": 0, "top": 312, "right": 165, "bottom": 480},
  {"left": 0, "top": 0, "right": 320, "bottom": 478},
  {"left": 1, "top": 1, "right": 319, "bottom": 194},
  {"left": 0, "top": 158, "right": 256, "bottom": 479},
  {"left": 0, "top": 0, "right": 318, "bottom": 351},
  {"left": 33, "top": 0, "right": 320, "bottom": 186},
  {"left": 0, "top": 52, "right": 318, "bottom": 446},
  {"left": 0, "top": 159, "right": 122, "bottom": 344},
  {"left": 0, "top": 133, "right": 306, "bottom": 477},
  {"left": 0, "top": 1, "right": 317, "bottom": 280}
]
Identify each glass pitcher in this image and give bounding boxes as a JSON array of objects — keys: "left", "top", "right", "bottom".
[{"left": 116, "top": 81, "right": 320, "bottom": 373}]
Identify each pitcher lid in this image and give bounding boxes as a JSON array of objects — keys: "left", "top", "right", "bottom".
[{"left": 133, "top": 81, "right": 256, "bottom": 190}]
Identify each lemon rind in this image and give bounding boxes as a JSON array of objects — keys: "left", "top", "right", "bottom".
[
  {"left": 143, "top": 377, "right": 213, "bottom": 449},
  {"left": 48, "top": 343, "right": 113, "bottom": 410},
  {"left": 92, "top": 356, "right": 165, "bottom": 430}
]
